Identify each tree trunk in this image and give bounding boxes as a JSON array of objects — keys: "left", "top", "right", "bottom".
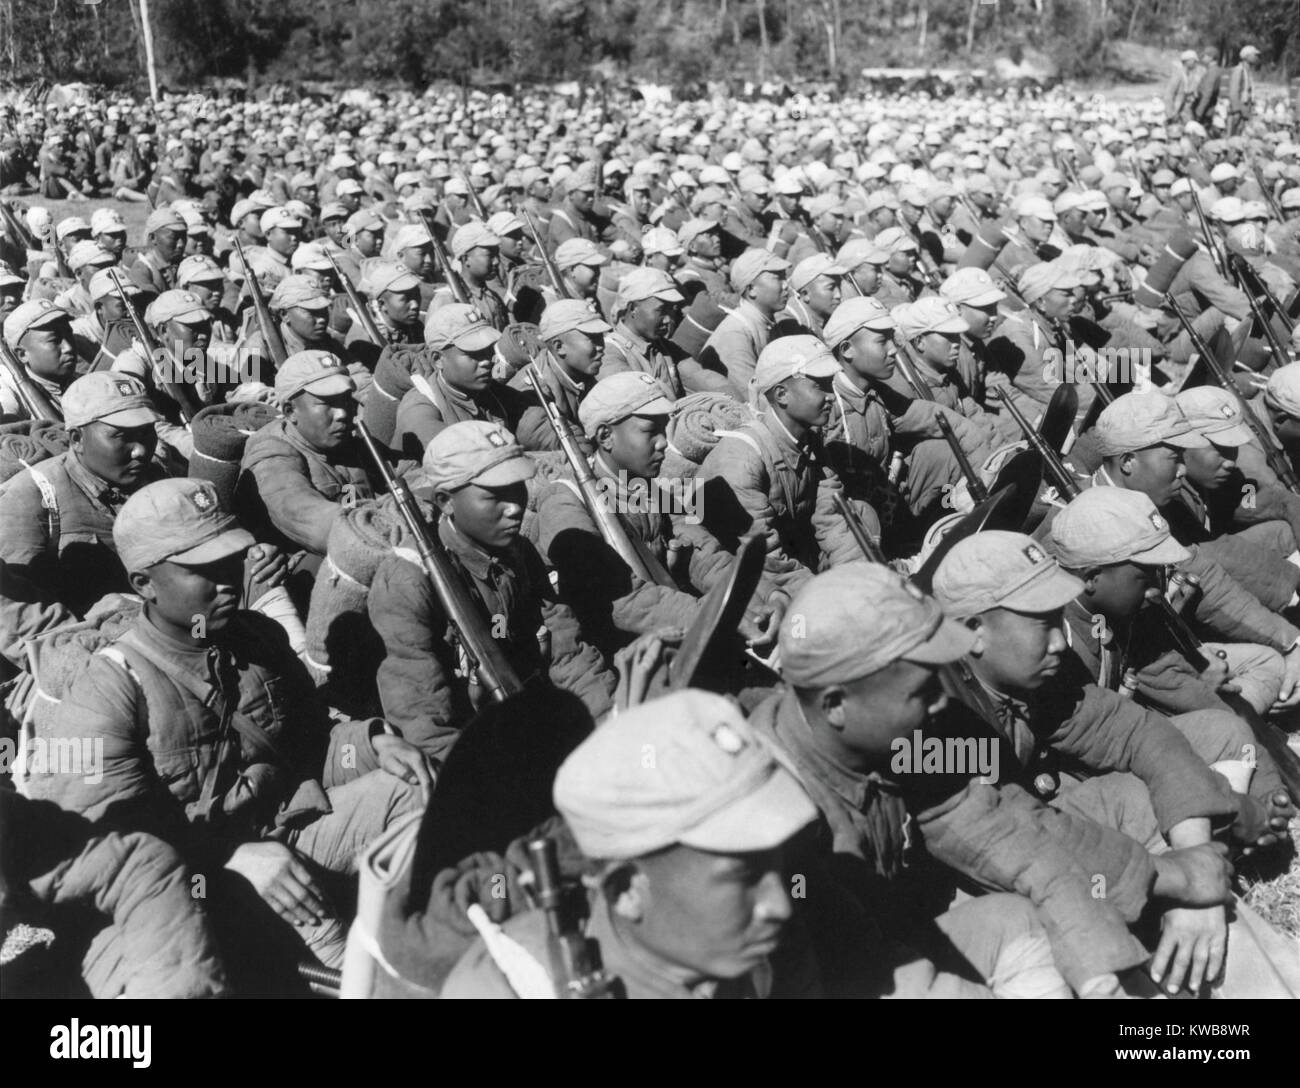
[
  {"left": 918, "top": 0, "right": 928, "bottom": 55},
  {"left": 757, "top": 0, "right": 769, "bottom": 81},
  {"left": 1127, "top": 0, "right": 1143, "bottom": 39},
  {"left": 966, "top": 0, "right": 979, "bottom": 54}
]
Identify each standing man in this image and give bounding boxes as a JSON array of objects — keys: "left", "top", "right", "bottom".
[
  {"left": 1227, "top": 46, "right": 1261, "bottom": 138},
  {"left": 1166, "top": 50, "right": 1201, "bottom": 121}
]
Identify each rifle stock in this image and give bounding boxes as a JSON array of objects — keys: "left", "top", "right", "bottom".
[
  {"left": 521, "top": 208, "right": 570, "bottom": 299},
  {"left": 0, "top": 336, "right": 62, "bottom": 422},
  {"left": 107, "top": 268, "right": 201, "bottom": 424},
  {"left": 355, "top": 420, "right": 523, "bottom": 702},
  {"left": 992, "top": 387, "right": 1082, "bottom": 499}
]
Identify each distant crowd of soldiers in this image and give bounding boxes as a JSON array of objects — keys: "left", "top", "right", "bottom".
[{"left": 1, "top": 55, "right": 1299, "bottom": 999}]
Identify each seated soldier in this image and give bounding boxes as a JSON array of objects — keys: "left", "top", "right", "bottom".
[
  {"left": 368, "top": 420, "right": 615, "bottom": 765},
  {"left": 26, "top": 478, "right": 428, "bottom": 976},
  {"left": 241, "top": 273, "right": 365, "bottom": 395},
  {"left": 238, "top": 350, "right": 380, "bottom": 569},
  {"left": 69, "top": 269, "right": 138, "bottom": 372},
  {"left": 393, "top": 304, "right": 523, "bottom": 458},
  {"left": 777, "top": 253, "right": 846, "bottom": 340},
  {"left": 113, "top": 288, "right": 223, "bottom": 463},
  {"left": 1174, "top": 385, "right": 1300, "bottom": 589},
  {"left": 681, "top": 335, "right": 868, "bottom": 611},
  {"left": 702, "top": 248, "right": 791, "bottom": 398},
  {"left": 1, "top": 299, "right": 78, "bottom": 421},
  {"left": 1082, "top": 393, "right": 1300, "bottom": 697},
  {"left": 343, "top": 259, "right": 424, "bottom": 371},
  {"left": 603, "top": 267, "right": 730, "bottom": 398},
  {"left": 541, "top": 238, "right": 607, "bottom": 309},
  {"left": 427, "top": 221, "right": 508, "bottom": 331},
  {"left": 512, "top": 298, "right": 610, "bottom": 455},
  {"left": 1045, "top": 487, "right": 1296, "bottom": 847},
  {"left": 536, "top": 371, "right": 778, "bottom": 658},
  {"left": 752, "top": 564, "right": 1231, "bottom": 998},
  {"left": 932, "top": 532, "right": 1279, "bottom": 994},
  {"left": 444, "top": 689, "right": 1064, "bottom": 998},
  {"left": 53, "top": 239, "right": 115, "bottom": 318},
  {"left": 127, "top": 206, "right": 186, "bottom": 298},
  {"left": 1263, "top": 362, "right": 1300, "bottom": 473}
]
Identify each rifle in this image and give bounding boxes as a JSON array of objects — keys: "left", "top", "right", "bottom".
[
  {"left": 831, "top": 490, "right": 888, "bottom": 563},
  {"left": 1166, "top": 294, "right": 1300, "bottom": 493},
  {"left": 232, "top": 238, "right": 287, "bottom": 370},
  {"left": 893, "top": 342, "right": 988, "bottom": 501},
  {"left": 1250, "top": 157, "right": 1283, "bottom": 221},
  {"left": 527, "top": 837, "right": 617, "bottom": 999},
  {"left": 0, "top": 198, "right": 38, "bottom": 251},
  {"left": 521, "top": 208, "right": 570, "bottom": 299},
  {"left": 107, "top": 268, "right": 202, "bottom": 424},
  {"left": 992, "top": 387, "right": 1083, "bottom": 500},
  {"left": 1187, "top": 186, "right": 1228, "bottom": 279},
  {"left": 458, "top": 168, "right": 489, "bottom": 221},
  {"left": 326, "top": 250, "right": 385, "bottom": 346},
  {"left": 420, "top": 210, "right": 470, "bottom": 306},
  {"left": 523, "top": 363, "right": 673, "bottom": 587},
  {"left": 355, "top": 420, "right": 523, "bottom": 703},
  {"left": 0, "top": 336, "right": 62, "bottom": 422},
  {"left": 1229, "top": 251, "right": 1295, "bottom": 337}
]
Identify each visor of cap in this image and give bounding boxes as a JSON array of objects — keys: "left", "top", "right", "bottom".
[
  {"left": 677, "top": 762, "right": 817, "bottom": 854},
  {"left": 473, "top": 454, "right": 538, "bottom": 489},
  {"left": 1128, "top": 536, "right": 1193, "bottom": 567},
  {"left": 168, "top": 526, "right": 256, "bottom": 567}
]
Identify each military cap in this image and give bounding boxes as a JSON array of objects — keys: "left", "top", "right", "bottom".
[
  {"left": 1280, "top": 188, "right": 1300, "bottom": 211},
  {"left": 617, "top": 267, "right": 683, "bottom": 307},
  {"left": 290, "top": 242, "right": 335, "bottom": 274},
  {"left": 270, "top": 275, "right": 330, "bottom": 312},
  {"left": 345, "top": 209, "right": 385, "bottom": 238},
  {"left": 1169, "top": 177, "right": 1196, "bottom": 198},
  {"left": 1094, "top": 391, "right": 1209, "bottom": 456},
  {"left": 392, "top": 170, "right": 424, "bottom": 192},
  {"left": 1097, "top": 172, "right": 1133, "bottom": 193},
  {"left": 1049, "top": 487, "right": 1191, "bottom": 571},
  {"left": 145, "top": 207, "right": 186, "bottom": 236},
  {"left": 275, "top": 349, "right": 355, "bottom": 403},
  {"left": 1240, "top": 45, "right": 1261, "bottom": 60},
  {"left": 54, "top": 216, "right": 90, "bottom": 243},
  {"left": 1150, "top": 169, "right": 1178, "bottom": 187},
  {"left": 362, "top": 259, "right": 420, "bottom": 297},
  {"left": 896, "top": 184, "right": 928, "bottom": 209},
  {"left": 450, "top": 221, "right": 500, "bottom": 259},
  {"left": 895, "top": 296, "right": 970, "bottom": 339},
  {"left": 691, "top": 185, "right": 730, "bottom": 213},
  {"left": 737, "top": 172, "right": 772, "bottom": 195},
  {"left": 725, "top": 249, "right": 785, "bottom": 294},
  {"left": 567, "top": 162, "right": 600, "bottom": 192},
  {"left": 62, "top": 371, "right": 161, "bottom": 431},
  {"left": 872, "top": 226, "right": 919, "bottom": 254},
  {"left": 145, "top": 290, "right": 209, "bottom": 327},
  {"left": 1053, "top": 190, "right": 1090, "bottom": 215},
  {"left": 114, "top": 478, "right": 255, "bottom": 574},
  {"left": 1175, "top": 386, "right": 1256, "bottom": 448},
  {"left": 318, "top": 201, "right": 349, "bottom": 223},
  {"left": 1209, "top": 196, "right": 1246, "bottom": 224},
  {"left": 963, "top": 175, "right": 996, "bottom": 198},
  {"left": 388, "top": 223, "right": 432, "bottom": 254},
  {"left": 752, "top": 334, "right": 837, "bottom": 394},
  {"left": 823, "top": 296, "right": 895, "bottom": 347},
  {"left": 335, "top": 179, "right": 364, "bottom": 198},
  {"left": 806, "top": 193, "right": 847, "bottom": 219},
  {"left": 1015, "top": 195, "right": 1058, "bottom": 223},
  {"left": 864, "top": 190, "right": 901, "bottom": 215},
  {"left": 0, "top": 267, "right": 26, "bottom": 290},
  {"left": 422, "top": 419, "right": 536, "bottom": 492},
  {"left": 230, "top": 197, "right": 270, "bottom": 227},
  {"left": 932, "top": 530, "right": 1084, "bottom": 619},
  {"left": 177, "top": 254, "right": 225, "bottom": 287},
  {"left": 376, "top": 150, "right": 403, "bottom": 167},
  {"left": 329, "top": 151, "right": 357, "bottom": 170},
  {"left": 1265, "top": 362, "right": 1300, "bottom": 417},
  {"left": 89, "top": 208, "right": 127, "bottom": 236},
  {"left": 789, "top": 253, "right": 847, "bottom": 293},
  {"left": 780, "top": 563, "right": 974, "bottom": 686},
  {"left": 260, "top": 206, "right": 304, "bottom": 233},
  {"left": 424, "top": 303, "right": 500, "bottom": 352},
  {"left": 772, "top": 174, "right": 806, "bottom": 197},
  {"left": 485, "top": 211, "right": 525, "bottom": 237},
  {"left": 1017, "top": 260, "right": 1083, "bottom": 304},
  {"left": 835, "top": 238, "right": 890, "bottom": 272},
  {"left": 4, "top": 298, "right": 69, "bottom": 345},
  {"left": 67, "top": 240, "right": 114, "bottom": 273},
  {"left": 88, "top": 269, "right": 140, "bottom": 304},
  {"left": 538, "top": 298, "right": 611, "bottom": 341},
  {"left": 554, "top": 237, "right": 607, "bottom": 271},
  {"left": 675, "top": 218, "right": 718, "bottom": 251},
  {"left": 578, "top": 371, "right": 674, "bottom": 437},
  {"left": 553, "top": 688, "right": 816, "bottom": 861},
  {"left": 940, "top": 267, "right": 1006, "bottom": 308},
  {"left": 1179, "top": 49, "right": 1199, "bottom": 62}
]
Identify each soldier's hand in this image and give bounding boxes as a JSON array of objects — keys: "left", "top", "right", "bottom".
[
  {"left": 1271, "top": 646, "right": 1300, "bottom": 709},
  {"left": 1196, "top": 653, "right": 1236, "bottom": 694},
  {"left": 1150, "top": 905, "right": 1228, "bottom": 996},
  {"left": 1151, "top": 841, "right": 1233, "bottom": 906},
  {"left": 740, "top": 594, "right": 786, "bottom": 651},
  {"left": 372, "top": 734, "right": 435, "bottom": 804},
  {"left": 225, "top": 841, "right": 329, "bottom": 927},
  {"left": 246, "top": 543, "right": 287, "bottom": 588},
  {"left": 612, "top": 630, "right": 676, "bottom": 712}
]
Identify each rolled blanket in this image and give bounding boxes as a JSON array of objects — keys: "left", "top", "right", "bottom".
[
  {"left": 304, "top": 501, "right": 408, "bottom": 690},
  {"left": 366, "top": 345, "right": 425, "bottom": 448},
  {"left": 189, "top": 401, "right": 279, "bottom": 506},
  {"left": 0, "top": 432, "right": 49, "bottom": 483},
  {"left": 29, "top": 419, "right": 71, "bottom": 459},
  {"left": 664, "top": 392, "right": 753, "bottom": 477}
]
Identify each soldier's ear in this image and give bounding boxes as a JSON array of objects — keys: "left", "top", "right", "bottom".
[
  {"left": 128, "top": 569, "right": 157, "bottom": 602},
  {"left": 433, "top": 489, "right": 456, "bottom": 519},
  {"left": 595, "top": 423, "right": 615, "bottom": 452},
  {"left": 1081, "top": 569, "right": 1102, "bottom": 596},
  {"left": 964, "top": 616, "right": 986, "bottom": 656},
  {"left": 608, "top": 865, "right": 648, "bottom": 923},
  {"left": 819, "top": 685, "right": 847, "bottom": 729},
  {"left": 1119, "top": 452, "right": 1136, "bottom": 477}
]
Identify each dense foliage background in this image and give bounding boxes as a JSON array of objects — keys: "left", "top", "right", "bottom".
[{"left": 1, "top": 0, "right": 1297, "bottom": 93}]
